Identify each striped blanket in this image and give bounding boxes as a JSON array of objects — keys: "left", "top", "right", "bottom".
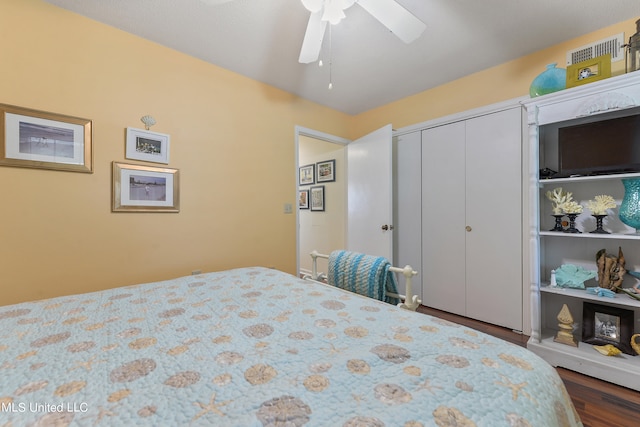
[{"left": 327, "top": 250, "right": 399, "bottom": 304}]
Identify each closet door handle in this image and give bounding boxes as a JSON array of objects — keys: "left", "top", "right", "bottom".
[
  {"left": 381, "top": 224, "right": 394, "bottom": 231},
  {"left": 465, "top": 225, "right": 472, "bottom": 232}
]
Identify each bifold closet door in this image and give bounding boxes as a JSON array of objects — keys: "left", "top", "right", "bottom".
[
  {"left": 421, "top": 122, "right": 466, "bottom": 316},
  {"left": 464, "top": 107, "right": 522, "bottom": 331},
  {"left": 394, "top": 132, "right": 422, "bottom": 300}
]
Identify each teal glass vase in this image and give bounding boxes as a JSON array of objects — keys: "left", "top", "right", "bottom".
[
  {"left": 529, "top": 63, "right": 566, "bottom": 98},
  {"left": 619, "top": 177, "right": 640, "bottom": 233}
]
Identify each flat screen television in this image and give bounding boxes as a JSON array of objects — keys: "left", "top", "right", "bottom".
[{"left": 558, "top": 114, "right": 640, "bottom": 177}]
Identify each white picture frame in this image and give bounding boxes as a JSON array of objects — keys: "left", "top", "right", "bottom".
[{"left": 125, "top": 127, "right": 170, "bottom": 164}]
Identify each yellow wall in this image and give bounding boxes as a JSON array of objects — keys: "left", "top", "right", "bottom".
[
  {"left": 351, "top": 18, "right": 639, "bottom": 137},
  {"left": 2, "top": 0, "right": 638, "bottom": 306},
  {"left": 0, "top": 0, "right": 351, "bottom": 306}
]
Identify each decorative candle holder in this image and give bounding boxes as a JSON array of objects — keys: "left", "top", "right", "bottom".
[
  {"left": 563, "top": 213, "right": 581, "bottom": 233},
  {"left": 590, "top": 214, "right": 610, "bottom": 234},
  {"left": 550, "top": 214, "right": 565, "bottom": 232}
]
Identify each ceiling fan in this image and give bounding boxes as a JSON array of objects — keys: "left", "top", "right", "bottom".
[
  {"left": 200, "top": 0, "right": 426, "bottom": 64},
  {"left": 298, "top": 0, "right": 426, "bottom": 63}
]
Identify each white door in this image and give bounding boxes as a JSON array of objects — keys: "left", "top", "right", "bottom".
[
  {"left": 465, "top": 108, "right": 522, "bottom": 331},
  {"left": 347, "top": 125, "right": 393, "bottom": 260},
  {"left": 421, "top": 122, "right": 467, "bottom": 316}
]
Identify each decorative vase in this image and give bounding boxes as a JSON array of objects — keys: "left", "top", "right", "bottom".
[
  {"left": 550, "top": 214, "right": 565, "bottom": 231},
  {"left": 529, "top": 63, "right": 567, "bottom": 98},
  {"left": 590, "top": 214, "right": 610, "bottom": 234},
  {"left": 563, "top": 213, "right": 581, "bottom": 233},
  {"left": 619, "top": 177, "right": 640, "bottom": 234}
]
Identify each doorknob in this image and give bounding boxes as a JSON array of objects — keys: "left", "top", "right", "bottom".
[
  {"left": 465, "top": 225, "right": 472, "bottom": 232},
  {"left": 381, "top": 225, "right": 394, "bottom": 231}
]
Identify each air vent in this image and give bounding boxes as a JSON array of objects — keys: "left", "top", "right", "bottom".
[{"left": 566, "top": 33, "right": 624, "bottom": 65}]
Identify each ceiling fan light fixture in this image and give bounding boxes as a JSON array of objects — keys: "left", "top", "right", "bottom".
[
  {"left": 322, "top": 1, "right": 347, "bottom": 25},
  {"left": 301, "top": 0, "right": 356, "bottom": 25},
  {"left": 301, "top": 0, "right": 323, "bottom": 13}
]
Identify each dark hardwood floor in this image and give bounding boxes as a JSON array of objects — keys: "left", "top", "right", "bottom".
[{"left": 416, "top": 305, "right": 640, "bottom": 427}]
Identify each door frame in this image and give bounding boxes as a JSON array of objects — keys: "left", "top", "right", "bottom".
[{"left": 294, "top": 126, "right": 350, "bottom": 275}]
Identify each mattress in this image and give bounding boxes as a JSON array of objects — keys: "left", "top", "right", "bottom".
[{"left": 0, "top": 267, "right": 581, "bottom": 426}]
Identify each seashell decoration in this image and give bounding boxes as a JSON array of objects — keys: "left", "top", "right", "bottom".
[
  {"left": 593, "top": 344, "right": 621, "bottom": 357},
  {"left": 140, "top": 115, "right": 156, "bottom": 130}
]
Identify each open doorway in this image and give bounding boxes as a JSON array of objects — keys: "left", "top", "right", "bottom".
[{"left": 295, "top": 127, "right": 349, "bottom": 278}]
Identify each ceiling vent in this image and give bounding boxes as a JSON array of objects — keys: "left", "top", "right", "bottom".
[{"left": 566, "top": 33, "right": 624, "bottom": 65}]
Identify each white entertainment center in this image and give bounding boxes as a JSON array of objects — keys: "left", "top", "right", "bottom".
[{"left": 523, "top": 72, "right": 640, "bottom": 391}]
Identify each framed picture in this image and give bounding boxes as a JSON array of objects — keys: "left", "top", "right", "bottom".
[
  {"left": 126, "top": 127, "right": 170, "bottom": 164},
  {"left": 0, "top": 103, "right": 92, "bottom": 173},
  {"left": 581, "top": 302, "right": 634, "bottom": 355},
  {"left": 566, "top": 54, "right": 611, "bottom": 88},
  {"left": 299, "top": 189, "right": 309, "bottom": 209},
  {"left": 310, "top": 185, "right": 325, "bottom": 212},
  {"left": 316, "top": 159, "right": 336, "bottom": 183},
  {"left": 299, "top": 164, "right": 315, "bottom": 186},
  {"left": 112, "top": 162, "right": 179, "bottom": 212}
]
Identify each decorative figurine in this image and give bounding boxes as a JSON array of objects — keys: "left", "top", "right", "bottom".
[
  {"left": 554, "top": 304, "right": 578, "bottom": 347},
  {"left": 596, "top": 247, "right": 626, "bottom": 290},
  {"left": 631, "top": 334, "right": 640, "bottom": 356}
]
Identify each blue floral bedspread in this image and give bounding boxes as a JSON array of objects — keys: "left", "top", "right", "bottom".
[{"left": 0, "top": 267, "right": 581, "bottom": 426}]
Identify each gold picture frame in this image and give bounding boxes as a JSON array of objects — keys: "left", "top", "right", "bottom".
[
  {"left": 0, "top": 103, "right": 92, "bottom": 173},
  {"left": 566, "top": 54, "right": 611, "bottom": 88},
  {"left": 112, "top": 162, "right": 180, "bottom": 213}
]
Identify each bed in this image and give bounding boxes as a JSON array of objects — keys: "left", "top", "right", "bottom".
[{"left": 0, "top": 267, "right": 581, "bottom": 426}]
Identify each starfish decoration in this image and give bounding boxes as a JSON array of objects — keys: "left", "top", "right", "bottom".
[
  {"left": 351, "top": 393, "right": 366, "bottom": 404},
  {"left": 192, "top": 393, "right": 230, "bottom": 420},
  {"left": 321, "top": 342, "right": 348, "bottom": 356},
  {"left": 85, "top": 405, "right": 118, "bottom": 424},
  {"left": 416, "top": 378, "right": 443, "bottom": 395},
  {"left": 495, "top": 375, "right": 536, "bottom": 403},
  {"left": 68, "top": 355, "right": 106, "bottom": 372}
]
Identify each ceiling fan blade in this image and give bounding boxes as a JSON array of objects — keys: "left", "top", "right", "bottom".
[
  {"left": 357, "top": 0, "right": 426, "bottom": 44},
  {"left": 299, "top": 12, "right": 328, "bottom": 64}
]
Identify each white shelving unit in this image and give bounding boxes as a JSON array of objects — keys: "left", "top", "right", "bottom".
[{"left": 523, "top": 72, "right": 640, "bottom": 392}]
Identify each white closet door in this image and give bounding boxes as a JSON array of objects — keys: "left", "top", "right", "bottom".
[
  {"left": 394, "top": 132, "right": 422, "bottom": 299},
  {"left": 465, "top": 107, "right": 522, "bottom": 331},
  {"left": 421, "top": 123, "right": 466, "bottom": 316},
  {"left": 347, "top": 125, "right": 393, "bottom": 259}
]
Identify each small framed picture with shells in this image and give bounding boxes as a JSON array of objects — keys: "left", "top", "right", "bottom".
[{"left": 125, "top": 127, "right": 170, "bottom": 164}]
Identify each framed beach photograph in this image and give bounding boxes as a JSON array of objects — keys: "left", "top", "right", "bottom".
[
  {"left": 299, "top": 189, "right": 309, "bottom": 209},
  {"left": 316, "top": 159, "right": 336, "bottom": 183},
  {"left": 566, "top": 54, "right": 611, "bottom": 88},
  {"left": 299, "top": 164, "right": 315, "bottom": 186},
  {"left": 581, "top": 302, "right": 634, "bottom": 355},
  {"left": 310, "top": 185, "right": 325, "bottom": 212},
  {"left": 0, "top": 103, "right": 92, "bottom": 173},
  {"left": 126, "top": 127, "right": 170, "bottom": 164},
  {"left": 112, "top": 162, "right": 179, "bottom": 212}
]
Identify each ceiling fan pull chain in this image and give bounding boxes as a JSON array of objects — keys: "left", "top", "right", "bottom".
[{"left": 328, "top": 24, "right": 333, "bottom": 90}]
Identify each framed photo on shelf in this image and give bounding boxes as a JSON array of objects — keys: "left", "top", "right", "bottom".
[
  {"left": 566, "top": 54, "right": 611, "bottom": 88},
  {"left": 310, "top": 185, "right": 325, "bottom": 212},
  {"left": 112, "top": 162, "right": 179, "bottom": 213},
  {"left": 316, "top": 159, "right": 336, "bottom": 183},
  {"left": 299, "top": 189, "right": 309, "bottom": 209},
  {"left": 0, "top": 103, "right": 92, "bottom": 173},
  {"left": 581, "top": 302, "right": 634, "bottom": 355},
  {"left": 299, "top": 164, "right": 315, "bottom": 186},
  {"left": 126, "top": 127, "right": 170, "bottom": 164}
]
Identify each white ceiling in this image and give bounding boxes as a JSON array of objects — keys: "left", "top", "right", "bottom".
[{"left": 44, "top": 0, "right": 640, "bottom": 115}]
